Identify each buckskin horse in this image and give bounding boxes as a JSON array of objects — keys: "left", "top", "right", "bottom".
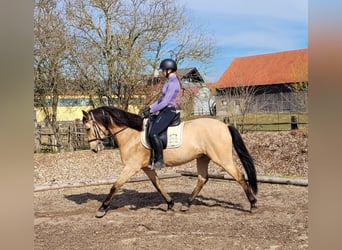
[{"left": 82, "top": 106, "right": 257, "bottom": 218}]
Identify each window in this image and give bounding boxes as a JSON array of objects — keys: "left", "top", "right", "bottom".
[{"left": 58, "top": 98, "right": 91, "bottom": 106}]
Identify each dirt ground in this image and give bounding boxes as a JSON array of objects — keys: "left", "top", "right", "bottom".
[
  {"left": 34, "top": 177, "right": 308, "bottom": 250},
  {"left": 34, "top": 130, "right": 308, "bottom": 249}
]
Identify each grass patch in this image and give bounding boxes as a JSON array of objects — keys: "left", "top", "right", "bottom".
[{"left": 223, "top": 112, "right": 308, "bottom": 132}]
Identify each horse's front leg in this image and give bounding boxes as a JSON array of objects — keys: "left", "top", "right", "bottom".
[
  {"left": 142, "top": 167, "right": 174, "bottom": 210},
  {"left": 96, "top": 165, "right": 140, "bottom": 218}
]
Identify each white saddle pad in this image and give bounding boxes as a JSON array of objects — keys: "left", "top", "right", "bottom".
[{"left": 140, "top": 119, "right": 184, "bottom": 149}]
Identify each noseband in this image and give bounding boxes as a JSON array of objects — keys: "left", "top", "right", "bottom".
[{"left": 87, "top": 111, "right": 127, "bottom": 143}]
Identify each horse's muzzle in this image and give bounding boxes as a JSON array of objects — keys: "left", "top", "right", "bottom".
[{"left": 91, "top": 142, "right": 104, "bottom": 153}]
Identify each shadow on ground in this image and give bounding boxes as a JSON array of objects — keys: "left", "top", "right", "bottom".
[{"left": 64, "top": 189, "right": 249, "bottom": 213}]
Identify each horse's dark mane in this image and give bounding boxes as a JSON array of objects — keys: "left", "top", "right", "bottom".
[{"left": 90, "top": 106, "right": 143, "bottom": 131}]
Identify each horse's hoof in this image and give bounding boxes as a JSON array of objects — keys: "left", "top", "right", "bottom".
[
  {"left": 180, "top": 205, "right": 189, "bottom": 212},
  {"left": 250, "top": 202, "right": 257, "bottom": 212},
  {"left": 166, "top": 208, "right": 175, "bottom": 213},
  {"left": 95, "top": 210, "right": 107, "bottom": 218},
  {"left": 167, "top": 200, "right": 175, "bottom": 210}
]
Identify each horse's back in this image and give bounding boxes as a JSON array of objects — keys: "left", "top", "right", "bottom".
[
  {"left": 182, "top": 117, "right": 231, "bottom": 146},
  {"left": 184, "top": 117, "right": 228, "bottom": 134}
]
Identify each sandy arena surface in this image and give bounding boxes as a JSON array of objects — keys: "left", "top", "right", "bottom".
[{"left": 34, "top": 130, "right": 308, "bottom": 249}]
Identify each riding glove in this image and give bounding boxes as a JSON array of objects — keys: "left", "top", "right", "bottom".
[{"left": 142, "top": 107, "right": 151, "bottom": 118}]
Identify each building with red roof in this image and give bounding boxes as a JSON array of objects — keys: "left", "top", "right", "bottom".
[{"left": 215, "top": 49, "right": 308, "bottom": 117}]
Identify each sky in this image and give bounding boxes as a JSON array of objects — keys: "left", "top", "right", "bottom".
[{"left": 179, "top": 0, "right": 308, "bottom": 83}]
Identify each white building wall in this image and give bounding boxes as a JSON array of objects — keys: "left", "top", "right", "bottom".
[{"left": 193, "top": 87, "right": 215, "bottom": 115}]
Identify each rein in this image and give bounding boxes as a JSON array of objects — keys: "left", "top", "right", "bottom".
[
  {"left": 112, "top": 127, "right": 128, "bottom": 137},
  {"left": 88, "top": 112, "right": 128, "bottom": 143}
]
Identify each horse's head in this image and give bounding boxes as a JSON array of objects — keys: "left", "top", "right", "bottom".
[{"left": 82, "top": 110, "right": 106, "bottom": 153}]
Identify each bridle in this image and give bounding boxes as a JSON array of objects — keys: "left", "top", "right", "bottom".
[{"left": 87, "top": 111, "right": 127, "bottom": 143}]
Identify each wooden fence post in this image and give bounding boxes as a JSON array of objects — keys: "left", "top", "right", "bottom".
[
  {"left": 291, "top": 115, "right": 298, "bottom": 130},
  {"left": 34, "top": 124, "right": 41, "bottom": 153},
  {"left": 68, "top": 124, "right": 73, "bottom": 151}
]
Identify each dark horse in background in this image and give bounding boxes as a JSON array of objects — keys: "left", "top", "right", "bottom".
[{"left": 82, "top": 106, "right": 258, "bottom": 218}]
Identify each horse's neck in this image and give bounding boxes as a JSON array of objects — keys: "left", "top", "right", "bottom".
[{"left": 113, "top": 127, "right": 140, "bottom": 149}]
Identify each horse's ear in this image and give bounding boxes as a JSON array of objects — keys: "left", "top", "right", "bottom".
[{"left": 82, "top": 110, "right": 89, "bottom": 121}]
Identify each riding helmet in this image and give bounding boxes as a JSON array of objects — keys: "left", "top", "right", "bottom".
[{"left": 159, "top": 58, "right": 177, "bottom": 71}]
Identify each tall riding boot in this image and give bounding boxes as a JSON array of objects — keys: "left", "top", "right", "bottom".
[{"left": 150, "top": 134, "right": 165, "bottom": 169}]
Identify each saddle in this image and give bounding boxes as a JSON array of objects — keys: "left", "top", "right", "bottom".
[{"left": 141, "top": 112, "right": 184, "bottom": 149}]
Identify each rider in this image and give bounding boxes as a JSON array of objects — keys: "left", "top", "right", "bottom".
[{"left": 143, "top": 58, "right": 181, "bottom": 169}]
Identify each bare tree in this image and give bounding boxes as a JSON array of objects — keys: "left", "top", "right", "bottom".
[
  {"left": 178, "top": 87, "right": 196, "bottom": 119},
  {"left": 288, "top": 60, "right": 308, "bottom": 112},
  {"left": 34, "top": 0, "right": 216, "bottom": 152},
  {"left": 219, "top": 86, "right": 258, "bottom": 132},
  {"left": 169, "top": 21, "right": 215, "bottom": 67},
  {"left": 65, "top": 0, "right": 215, "bottom": 111},
  {"left": 34, "top": 0, "right": 73, "bottom": 151},
  {"left": 217, "top": 66, "right": 261, "bottom": 132}
]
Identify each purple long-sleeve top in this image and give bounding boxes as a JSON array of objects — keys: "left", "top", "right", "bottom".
[{"left": 150, "top": 75, "right": 180, "bottom": 113}]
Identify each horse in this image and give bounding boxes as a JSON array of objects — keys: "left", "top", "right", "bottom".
[{"left": 82, "top": 106, "right": 258, "bottom": 218}]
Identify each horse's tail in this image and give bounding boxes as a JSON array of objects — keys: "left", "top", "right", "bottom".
[{"left": 228, "top": 125, "right": 258, "bottom": 194}]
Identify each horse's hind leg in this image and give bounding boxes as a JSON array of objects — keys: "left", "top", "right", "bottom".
[
  {"left": 181, "top": 155, "right": 210, "bottom": 211},
  {"left": 220, "top": 160, "right": 257, "bottom": 211},
  {"left": 142, "top": 167, "right": 174, "bottom": 210}
]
